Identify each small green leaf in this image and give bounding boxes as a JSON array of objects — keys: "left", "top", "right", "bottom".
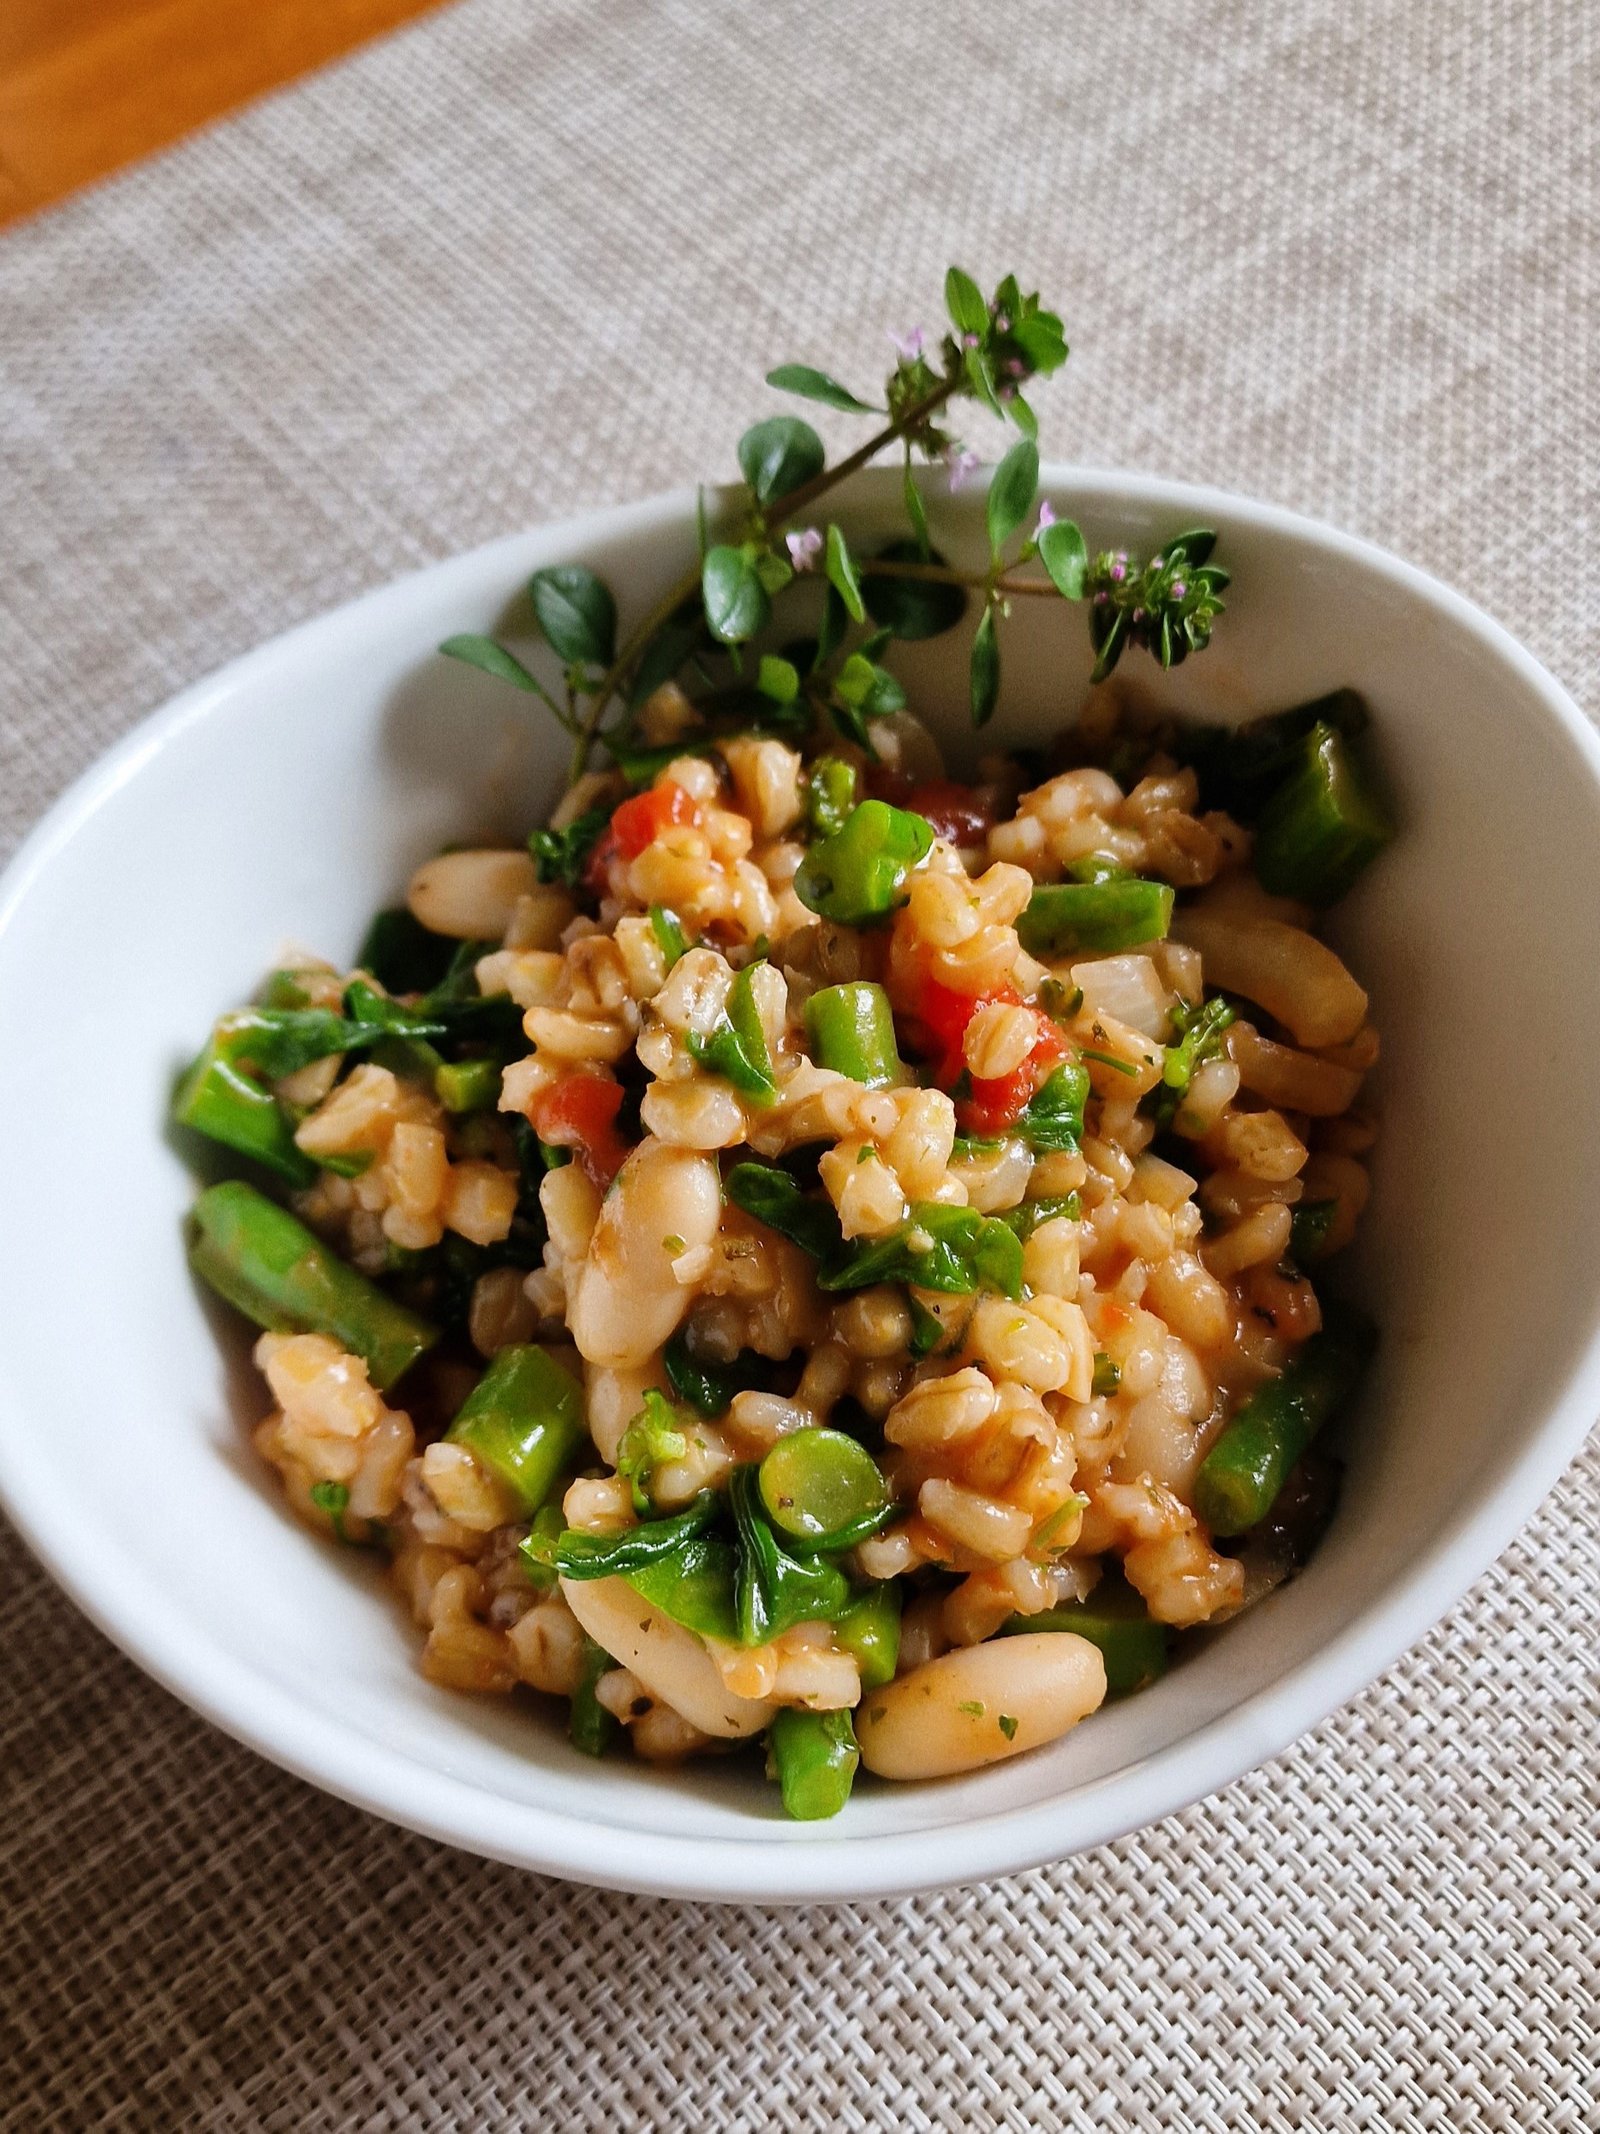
[
  {"left": 825, "top": 524, "right": 866, "bottom": 624},
  {"left": 702, "top": 546, "right": 770, "bottom": 645},
  {"left": 529, "top": 565, "right": 617, "bottom": 667},
  {"left": 765, "top": 364, "right": 877, "bottom": 414},
  {"left": 1007, "top": 390, "right": 1037, "bottom": 441},
  {"left": 754, "top": 550, "right": 795, "bottom": 596},
  {"left": 835, "top": 653, "right": 905, "bottom": 720},
  {"left": 1038, "top": 519, "right": 1089, "bottom": 600},
  {"left": 944, "top": 266, "right": 988, "bottom": 339},
  {"left": 439, "top": 636, "right": 544, "bottom": 692},
  {"left": 970, "top": 605, "right": 1000, "bottom": 727},
  {"left": 863, "top": 541, "right": 967, "bottom": 641},
  {"left": 986, "top": 438, "right": 1039, "bottom": 560},
  {"left": 814, "top": 584, "right": 848, "bottom": 670},
  {"left": 738, "top": 416, "right": 825, "bottom": 505},
  {"left": 965, "top": 346, "right": 1003, "bottom": 419},
  {"left": 627, "top": 603, "right": 704, "bottom": 708},
  {"left": 757, "top": 654, "right": 800, "bottom": 704},
  {"left": 903, "top": 459, "right": 931, "bottom": 558}
]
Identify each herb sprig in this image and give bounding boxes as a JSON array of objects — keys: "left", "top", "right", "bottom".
[{"left": 442, "top": 268, "right": 1228, "bottom": 777}]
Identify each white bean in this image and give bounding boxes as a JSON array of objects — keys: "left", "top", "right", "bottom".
[
  {"left": 566, "top": 1139, "right": 720, "bottom": 1367},
  {"left": 856, "top": 1633, "right": 1106, "bottom": 1779},
  {"left": 558, "top": 1576, "right": 773, "bottom": 1739},
  {"left": 584, "top": 1358, "right": 669, "bottom": 1464},
  {"left": 1172, "top": 913, "right": 1367, "bottom": 1050},
  {"left": 406, "top": 849, "right": 540, "bottom": 941}
]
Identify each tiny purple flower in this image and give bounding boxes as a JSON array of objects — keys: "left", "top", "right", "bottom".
[
  {"left": 944, "top": 445, "right": 980, "bottom": 491},
  {"left": 1110, "top": 560, "right": 1127, "bottom": 583},
  {"left": 994, "top": 313, "right": 1011, "bottom": 333},
  {"left": 1170, "top": 580, "right": 1187, "bottom": 601},
  {"left": 1035, "top": 499, "right": 1057, "bottom": 535},
  {"left": 785, "top": 526, "right": 824, "bottom": 572},
  {"left": 889, "top": 326, "right": 926, "bottom": 362},
  {"left": 1005, "top": 357, "right": 1026, "bottom": 377},
  {"left": 962, "top": 331, "right": 980, "bottom": 349},
  {"left": 998, "top": 384, "right": 1016, "bottom": 403}
]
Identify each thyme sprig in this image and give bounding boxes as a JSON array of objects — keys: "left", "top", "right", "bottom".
[{"left": 441, "top": 268, "right": 1228, "bottom": 778}]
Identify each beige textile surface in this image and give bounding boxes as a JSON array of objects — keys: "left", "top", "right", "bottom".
[{"left": 3, "top": 0, "right": 1597, "bottom": 2124}]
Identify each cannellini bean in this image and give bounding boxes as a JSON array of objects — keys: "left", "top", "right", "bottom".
[
  {"left": 558, "top": 1576, "right": 773, "bottom": 1738},
  {"left": 1172, "top": 913, "right": 1366, "bottom": 1049},
  {"left": 584, "top": 1358, "right": 670, "bottom": 1464},
  {"left": 856, "top": 1633, "right": 1106, "bottom": 1779},
  {"left": 1228, "top": 1021, "right": 1364, "bottom": 1115},
  {"left": 406, "top": 849, "right": 540, "bottom": 940},
  {"left": 566, "top": 1140, "right": 721, "bottom": 1367}
]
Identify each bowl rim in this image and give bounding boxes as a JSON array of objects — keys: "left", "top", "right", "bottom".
[{"left": 3, "top": 465, "right": 1598, "bottom": 1904}]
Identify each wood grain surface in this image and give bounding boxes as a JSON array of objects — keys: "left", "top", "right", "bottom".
[{"left": 0, "top": 0, "right": 449, "bottom": 228}]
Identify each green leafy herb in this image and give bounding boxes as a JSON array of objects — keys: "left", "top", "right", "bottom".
[
  {"left": 1153, "top": 995, "right": 1237, "bottom": 1124},
  {"left": 985, "top": 437, "right": 1039, "bottom": 559},
  {"left": 530, "top": 564, "right": 618, "bottom": 668},
  {"left": 439, "top": 269, "right": 1228, "bottom": 781},
  {"left": 615, "top": 1390, "right": 690, "bottom": 1515},
  {"left": 529, "top": 807, "right": 610, "bottom": 889},
  {"left": 686, "top": 963, "right": 779, "bottom": 1103},
  {"left": 970, "top": 605, "right": 1000, "bottom": 727},
  {"left": 309, "top": 1478, "right": 352, "bottom": 1543},
  {"left": 649, "top": 905, "right": 688, "bottom": 969},
  {"left": 1017, "top": 1062, "right": 1090, "bottom": 1154},
  {"left": 1091, "top": 1353, "right": 1122, "bottom": 1397},
  {"left": 729, "top": 1466, "right": 852, "bottom": 1646},
  {"left": 702, "top": 544, "right": 770, "bottom": 646},
  {"left": 821, "top": 1203, "right": 1024, "bottom": 1299},
  {"left": 724, "top": 1162, "right": 846, "bottom": 1263},
  {"left": 738, "top": 417, "right": 826, "bottom": 505},
  {"left": 765, "top": 364, "right": 877, "bottom": 414}
]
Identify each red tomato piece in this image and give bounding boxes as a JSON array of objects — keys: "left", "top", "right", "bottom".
[
  {"left": 613, "top": 781, "right": 699, "bottom": 859},
  {"left": 533, "top": 1075, "right": 631, "bottom": 1189},
  {"left": 584, "top": 782, "right": 700, "bottom": 895}
]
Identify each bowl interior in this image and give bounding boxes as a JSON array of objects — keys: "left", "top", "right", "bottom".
[{"left": 2, "top": 469, "right": 1598, "bottom": 1901}]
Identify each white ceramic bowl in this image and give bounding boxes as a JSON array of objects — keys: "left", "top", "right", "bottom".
[{"left": 2, "top": 469, "right": 1598, "bottom": 1904}]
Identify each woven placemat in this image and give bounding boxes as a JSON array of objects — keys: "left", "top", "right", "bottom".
[{"left": 2, "top": 1, "right": 1595, "bottom": 2124}]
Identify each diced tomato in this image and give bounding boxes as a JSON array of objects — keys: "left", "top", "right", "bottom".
[
  {"left": 533, "top": 1075, "right": 631, "bottom": 1189},
  {"left": 904, "top": 974, "right": 1068, "bottom": 1134},
  {"left": 959, "top": 1020, "right": 1070, "bottom": 1136},
  {"left": 901, "top": 779, "right": 993, "bottom": 847},
  {"left": 613, "top": 781, "right": 699, "bottom": 858},
  {"left": 584, "top": 781, "right": 700, "bottom": 894}
]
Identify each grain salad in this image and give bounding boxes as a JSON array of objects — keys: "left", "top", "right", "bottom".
[
  {"left": 179, "top": 682, "right": 1388, "bottom": 1818},
  {"left": 176, "top": 268, "right": 1391, "bottom": 1815}
]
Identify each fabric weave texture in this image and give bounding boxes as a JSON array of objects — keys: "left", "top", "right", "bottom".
[{"left": 1, "top": 1, "right": 1595, "bottom": 2125}]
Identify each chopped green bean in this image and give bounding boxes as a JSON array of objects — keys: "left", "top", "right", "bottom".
[
  {"left": 188, "top": 1181, "right": 437, "bottom": 1389},
  {"left": 793, "top": 800, "right": 933, "bottom": 926},
  {"left": 757, "top": 1428, "right": 893, "bottom": 1549},
  {"left": 805, "top": 982, "right": 906, "bottom": 1088},
  {"left": 172, "top": 1033, "right": 317, "bottom": 1186},
  {"left": 1006, "top": 1596, "right": 1169, "bottom": 1695},
  {"left": 832, "top": 1583, "right": 901, "bottom": 1689},
  {"left": 446, "top": 1344, "right": 586, "bottom": 1515},
  {"left": 434, "top": 1056, "right": 502, "bottom": 1113},
  {"left": 568, "top": 1636, "right": 620, "bottom": 1757},
  {"left": 1252, "top": 720, "right": 1394, "bottom": 905},
  {"left": 1194, "top": 1303, "right": 1376, "bottom": 1535},
  {"left": 766, "top": 1707, "right": 859, "bottom": 1820},
  {"left": 805, "top": 755, "right": 858, "bottom": 839},
  {"left": 1017, "top": 878, "right": 1174, "bottom": 956}
]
